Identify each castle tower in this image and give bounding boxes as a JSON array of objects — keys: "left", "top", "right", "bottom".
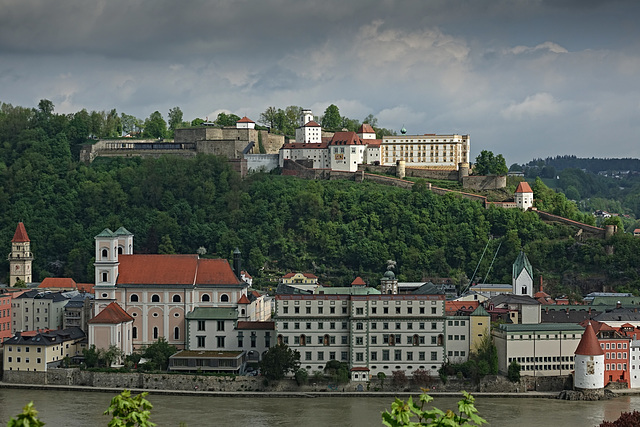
[
  {"left": 114, "top": 226, "right": 134, "bottom": 255},
  {"left": 8, "top": 222, "right": 33, "bottom": 286},
  {"left": 295, "top": 109, "right": 321, "bottom": 144},
  {"left": 94, "top": 228, "right": 120, "bottom": 302},
  {"left": 357, "top": 123, "right": 376, "bottom": 140},
  {"left": 380, "top": 270, "right": 398, "bottom": 295},
  {"left": 300, "top": 109, "right": 313, "bottom": 127},
  {"left": 514, "top": 181, "right": 534, "bottom": 211},
  {"left": 574, "top": 322, "right": 605, "bottom": 394},
  {"left": 512, "top": 251, "right": 534, "bottom": 297}
]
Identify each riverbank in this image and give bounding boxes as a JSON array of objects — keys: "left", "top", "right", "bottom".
[{"left": 0, "top": 381, "right": 560, "bottom": 398}]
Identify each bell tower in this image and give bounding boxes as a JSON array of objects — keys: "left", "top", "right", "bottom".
[{"left": 8, "top": 222, "right": 33, "bottom": 286}]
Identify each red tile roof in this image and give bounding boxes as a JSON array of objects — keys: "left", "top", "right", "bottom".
[
  {"left": 366, "top": 139, "right": 382, "bottom": 147},
  {"left": 236, "top": 116, "right": 255, "bottom": 123},
  {"left": 575, "top": 322, "right": 605, "bottom": 356},
  {"left": 38, "top": 278, "right": 77, "bottom": 289},
  {"left": 77, "top": 283, "right": 95, "bottom": 293},
  {"left": 303, "top": 121, "right": 321, "bottom": 127},
  {"left": 445, "top": 301, "right": 479, "bottom": 313},
  {"left": 117, "top": 255, "right": 239, "bottom": 285},
  {"left": 351, "top": 277, "right": 366, "bottom": 286},
  {"left": 241, "top": 270, "right": 252, "bottom": 279},
  {"left": 515, "top": 182, "right": 533, "bottom": 193},
  {"left": 329, "top": 131, "right": 364, "bottom": 146},
  {"left": 12, "top": 222, "right": 30, "bottom": 243},
  {"left": 350, "top": 367, "right": 370, "bottom": 371},
  {"left": 282, "top": 272, "right": 318, "bottom": 279},
  {"left": 281, "top": 141, "right": 330, "bottom": 149},
  {"left": 238, "top": 294, "right": 251, "bottom": 304},
  {"left": 89, "top": 302, "right": 133, "bottom": 324},
  {"left": 358, "top": 123, "right": 375, "bottom": 134},
  {"left": 236, "top": 321, "right": 275, "bottom": 330}
]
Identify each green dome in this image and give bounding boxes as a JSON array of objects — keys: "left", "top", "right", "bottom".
[{"left": 383, "top": 270, "right": 395, "bottom": 279}]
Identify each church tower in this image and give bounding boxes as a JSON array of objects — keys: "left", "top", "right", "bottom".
[
  {"left": 8, "top": 222, "right": 33, "bottom": 286},
  {"left": 514, "top": 181, "right": 534, "bottom": 211},
  {"left": 574, "top": 322, "right": 605, "bottom": 395},
  {"left": 94, "top": 229, "right": 121, "bottom": 302},
  {"left": 512, "top": 251, "right": 534, "bottom": 297}
]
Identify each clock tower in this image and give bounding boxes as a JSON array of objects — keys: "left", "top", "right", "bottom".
[{"left": 8, "top": 222, "right": 33, "bottom": 286}]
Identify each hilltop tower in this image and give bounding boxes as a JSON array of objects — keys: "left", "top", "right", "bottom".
[
  {"left": 574, "top": 322, "right": 605, "bottom": 396},
  {"left": 514, "top": 181, "right": 534, "bottom": 210},
  {"left": 8, "top": 222, "right": 33, "bottom": 286}
]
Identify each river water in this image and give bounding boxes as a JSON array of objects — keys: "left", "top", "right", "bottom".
[{"left": 0, "top": 389, "right": 637, "bottom": 426}]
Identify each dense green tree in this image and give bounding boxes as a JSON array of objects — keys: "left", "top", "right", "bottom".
[
  {"left": 473, "top": 150, "right": 508, "bottom": 175},
  {"left": 322, "top": 104, "right": 341, "bottom": 130},
  {"left": 104, "top": 390, "right": 155, "bottom": 427},
  {"left": 215, "top": 112, "right": 241, "bottom": 127},
  {"left": 143, "top": 111, "right": 167, "bottom": 139},
  {"left": 259, "top": 106, "right": 278, "bottom": 129},
  {"left": 259, "top": 343, "right": 300, "bottom": 380},
  {"left": 167, "top": 106, "right": 183, "bottom": 133},
  {"left": 141, "top": 337, "right": 177, "bottom": 371},
  {"left": 507, "top": 360, "right": 521, "bottom": 382}
]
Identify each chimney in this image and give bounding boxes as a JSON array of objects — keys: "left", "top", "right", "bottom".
[
  {"left": 539, "top": 276, "right": 543, "bottom": 293},
  {"left": 233, "top": 248, "right": 242, "bottom": 281},
  {"left": 616, "top": 301, "right": 622, "bottom": 309}
]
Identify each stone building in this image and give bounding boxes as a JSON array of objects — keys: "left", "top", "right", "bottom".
[{"left": 8, "top": 222, "right": 33, "bottom": 286}]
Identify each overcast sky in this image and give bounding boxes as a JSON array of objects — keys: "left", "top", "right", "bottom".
[{"left": 1, "top": 0, "right": 639, "bottom": 164}]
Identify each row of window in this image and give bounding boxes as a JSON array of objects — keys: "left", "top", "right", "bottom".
[
  {"left": 11, "top": 306, "right": 49, "bottom": 313},
  {"left": 129, "top": 294, "right": 230, "bottom": 303},
  {"left": 601, "top": 342, "right": 628, "bottom": 350},
  {"left": 195, "top": 335, "right": 266, "bottom": 349},
  {"left": 510, "top": 356, "right": 575, "bottom": 363},
  {"left": 7, "top": 346, "right": 43, "bottom": 353},
  {"left": 606, "top": 352, "right": 628, "bottom": 360},
  {"left": 7, "top": 357, "right": 42, "bottom": 364},
  {"left": 607, "top": 363, "right": 627, "bottom": 371},
  {"left": 281, "top": 321, "right": 442, "bottom": 331}
]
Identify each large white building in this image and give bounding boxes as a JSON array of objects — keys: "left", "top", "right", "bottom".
[{"left": 280, "top": 109, "right": 469, "bottom": 172}]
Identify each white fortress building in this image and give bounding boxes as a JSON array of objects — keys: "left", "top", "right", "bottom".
[{"left": 574, "top": 322, "right": 605, "bottom": 394}]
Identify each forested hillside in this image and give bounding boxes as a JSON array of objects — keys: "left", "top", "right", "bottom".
[{"left": 2, "top": 101, "right": 640, "bottom": 295}]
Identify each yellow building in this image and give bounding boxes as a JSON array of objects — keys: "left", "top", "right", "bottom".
[
  {"left": 281, "top": 272, "right": 318, "bottom": 285},
  {"left": 3, "top": 327, "right": 86, "bottom": 372},
  {"left": 380, "top": 133, "right": 470, "bottom": 169},
  {"left": 469, "top": 305, "right": 491, "bottom": 353}
]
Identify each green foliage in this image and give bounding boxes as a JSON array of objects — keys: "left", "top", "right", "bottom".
[
  {"left": 381, "top": 390, "right": 486, "bottom": 427},
  {"left": 473, "top": 150, "right": 508, "bottom": 176},
  {"left": 141, "top": 337, "right": 177, "bottom": 371},
  {"left": 215, "top": 112, "right": 241, "bottom": 127},
  {"left": 507, "top": 360, "right": 521, "bottom": 383},
  {"left": 104, "top": 390, "right": 155, "bottom": 427},
  {"left": 322, "top": 104, "right": 341, "bottom": 130},
  {"left": 324, "top": 360, "right": 350, "bottom": 384},
  {"left": 392, "top": 370, "right": 408, "bottom": 388},
  {"left": 440, "top": 333, "right": 497, "bottom": 384},
  {"left": 294, "top": 368, "right": 309, "bottom": 386},
  {"left": 13, "top": 279, "right": 27, "bottom": 288},
  {"left": 143, "top": 111, "right": 167, "bottom": 139},
  {"left": 259, "top": 343, "right": 300, "bottom": 380},
  {"left": 7, "top": 402, "right": 45, "bottom": 427}
]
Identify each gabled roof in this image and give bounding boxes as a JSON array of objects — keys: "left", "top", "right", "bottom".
[
  {"left": 38, "top": 278, "right": 77, "bottom": 289},
  {"left": 471, "top": 305, "right": 490, "bottom": 317},
  {"left": 89, "top": 302, "right": 133, "bottom": 324},
  {"left": 328, "top": 131, "right": 364, "bottom": 146},
  {"left": 95, "top": 228, "right": 116, "bottom": 238},
  {"left": 237, "top": 116, "right": 255, "bottom": 123},
  {"left": 3, "top": 327, "right": 85, "bottom": 346},
  {"left": 366, "top": 140, "right": 382, "bottom": 148},
  {"left": 282, "top": 272, "right": 318, "bottom": 279},
  {"left": 303, "top": 120, "right": 321, "bottom": 127},
  {"left": 281, "top": 141, "right": 330, "bottom": 150},
  {"left": 515, "top": 182, "right": 533, "bottom": 193},
  {"left": 513, "top": 251, "right": 533, "bottom": 280},
  {"left": 116, "top": 255, "right": 240, "bottom": 286},
  {"left": 351, "top": 277, "right": 366, "bottom": 286},
  {"left": 114, "top": 226, "right": 133, "bottom": 236},
  {"left": 186, "top": 307, "right": 238, "bottom": 320},
  {"left": 12, "top": 222, "right": 30, "bottom": 243},
  {"left": 575, "top": 322, "right": 605, "bottom": 356},
  {"left": 357, "top": 123, "right": 375, "bottom": 134},
  {"left": 241, "top": 270, "right": 252, "bottom": 279},
  {"left": 238, "top": 294, "right": 251, "bottom": 304}
]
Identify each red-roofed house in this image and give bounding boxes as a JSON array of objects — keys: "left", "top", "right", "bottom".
[
  {"left": 9, "top": 222, "right": 33, "bottom": 286},
  {"left": 38, "top": 278, "right": 78, "bottom": 291},
  {"left": 281, "top": 272, "right": 318, "bottom": 285},
  {"left": 236, "top": 116, "right": 255, "bottom": 129},
  {"left": 295, "top": 109, "right": 322, "bottom": 144},
  {"left": 93, "top": 228, "right": 253, "bottom": 349},
  {"left": 515, "top": 182, "right": 534, "bottom": 210},
  {"left": 351, "top": 277, "right": 366, "bottom": 287},
  {"left": 329, "top": 132, "right": 366, "bottom": 172},
  {"left": 89, "top": 302, "right": 134, "bottom": 362}
]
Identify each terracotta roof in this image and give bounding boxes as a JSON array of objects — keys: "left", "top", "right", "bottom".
[
  {"left": 38, "top": 278, "right": 77, "bottom": 289},
  {"left": 282, "top": 272, "right": 318, "bottom": 279},
  {"left": 281, "top": 141, "right": 329, "bottom": 149},
  {"left": 515, "top": 182, "right": 533, "bottom": 193},
  {"left": 236, "top": 321, "right": 275, "bottom": 330},
  {"left": 366, "top": 140, "right": 382, "bottom": 147},
  {"left": 238, "top": 294, "right": 251, "bottom": 304},
  {"left": 12, "top": 222, "right": 30, "bottom": 243},
  {"left": 303, "top": 121, "right": 321, "bottom": 127},
  {"left": 250, "top": 290, "right": 261, "bottom": 298},
  {"left": 328, "top": 131, "right": 364, "bottom": 146},
  {"left": 445, "top": 301, "right": 479, "bottom": 313},
  {"left": 575, "top": 322, "right": 605, "bottom": 356},
  {"left": 117, "top": 255, "right": 239, "bottom": 285},
  {"left": 357, "top": 123, "right": 375, "bottom": 134},
  {"left": 241, "top": 270, "right": 252, "bottom": 279},
  {"left": 350, "top": 367, "right": 370, "bottom": 371},
  {"left": 351, "top": 277, "right": 366, "bottom": 286},
  {"left": 89, "top": 302, "right": 133, "bottom": 324},
  {"left": 236, "top": 116, "right": 255, "bottom": 123},
  {"left": 77, "top": 283, "right": 95, "bottom": 293}
]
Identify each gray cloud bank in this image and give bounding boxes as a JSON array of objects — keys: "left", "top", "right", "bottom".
[{"left": 1, "top": 0, "right": 639, "bottom": 164}]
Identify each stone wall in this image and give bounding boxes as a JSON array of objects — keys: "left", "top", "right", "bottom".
[
  {"left": 246, "top": 154, "right": 279, "bottom": 173},
  {"left": 363, "top": 173, "right": 414, "bottom": 190},
  {"left": 406, "top": 168, "right": 459, "bottom": 181},
  {"left": 534, "top": 210, "right": 605, "bottom": 238},
  {"left": 462, "top": 175, "right": 507, "bottom": 191}
]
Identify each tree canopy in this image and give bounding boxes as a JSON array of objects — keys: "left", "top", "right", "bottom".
[
  {"left": 473, "top": 150, "right": 508, "bottom": 175},
  {"left": 259, "top": 343, "right": 300, "bottom": 380}
]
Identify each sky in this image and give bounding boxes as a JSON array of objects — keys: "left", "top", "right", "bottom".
[{"left": 1, "top": 0, "right": 639, "bottom": 165}]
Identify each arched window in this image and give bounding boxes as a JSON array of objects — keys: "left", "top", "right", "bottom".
[
  {"left": 101, "top": 248, "right": 108, "bottom": 259},
  {"left": 413, "top": 334, "right": 419, "bottom": 346},
  {"left": 202, "top": 294, "right": 210, "bottom": 302},
  {"left": 118, "top": 246, "right": 123, "bottom": 255},
  {"left": 220, "top": 294, "right": 229, "bottom": 303},
  {"left": 241, "top": 309, "right": 245, "bottom": 316},
  {"left": 151, "top": 294, "right": 160, "bottom": 303},
  {"left": 153, "top": 327, "right": 159, "bottom": 339},
  {"left": 277, "top": 335, "right": 283, "bottom": 345},
  {"left": 130, "top": 294, "right": 139, "bottom": 303},
  {"left": 437, "top": 334, "right": 444, "bottom": 346},
  {"left": 174, "top": 327, "right": 180, "bottom": 340},
  {"left": 300, "top": 334, "right": 306, "bottom": 346},
  {"left": 172, "top": 295, "right": 181, "bottom": 303},
  {"left": 323, "top": 334, "right": 330, "bottom": 346},
  {"left": 389, "top": 334, "right": 396, "bottom": 346},
  {"left": 132, "top": 327, "right": 137, "bottom": 339}
]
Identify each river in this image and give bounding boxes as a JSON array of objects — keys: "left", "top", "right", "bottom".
[{"left": 0, "top": 389, "right": 637, "bottom": 426}]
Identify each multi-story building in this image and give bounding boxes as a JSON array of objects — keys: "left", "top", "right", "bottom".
[
  {"left": 2, "top": 327, "right": 86, "bottom": 372},
  {"left": 93, "top": 227, "right": 263, "bottom": 350},
  {"left": 630, "top": 338, "right": 640, "bottom": 388},
  {"left": 11, "top": 290, "right": 70, "bottom": 333},
  {"left": 493, "top": 323, "right": 584, "bottom": 377},
  {"left": 380, "top": 132, "right": 470, "bottom": 169},
  {"left": 0, "top": 292, "right": 13, "bottom": 341},
  {"left": 274, "top": 279, "right": 453, "bottom": 379},
  {"left": 88, "top": 302, "right": 134, "bottom": 363},
  {"left": 63, "top": 293, "right": 94, "bottom": 332}
]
